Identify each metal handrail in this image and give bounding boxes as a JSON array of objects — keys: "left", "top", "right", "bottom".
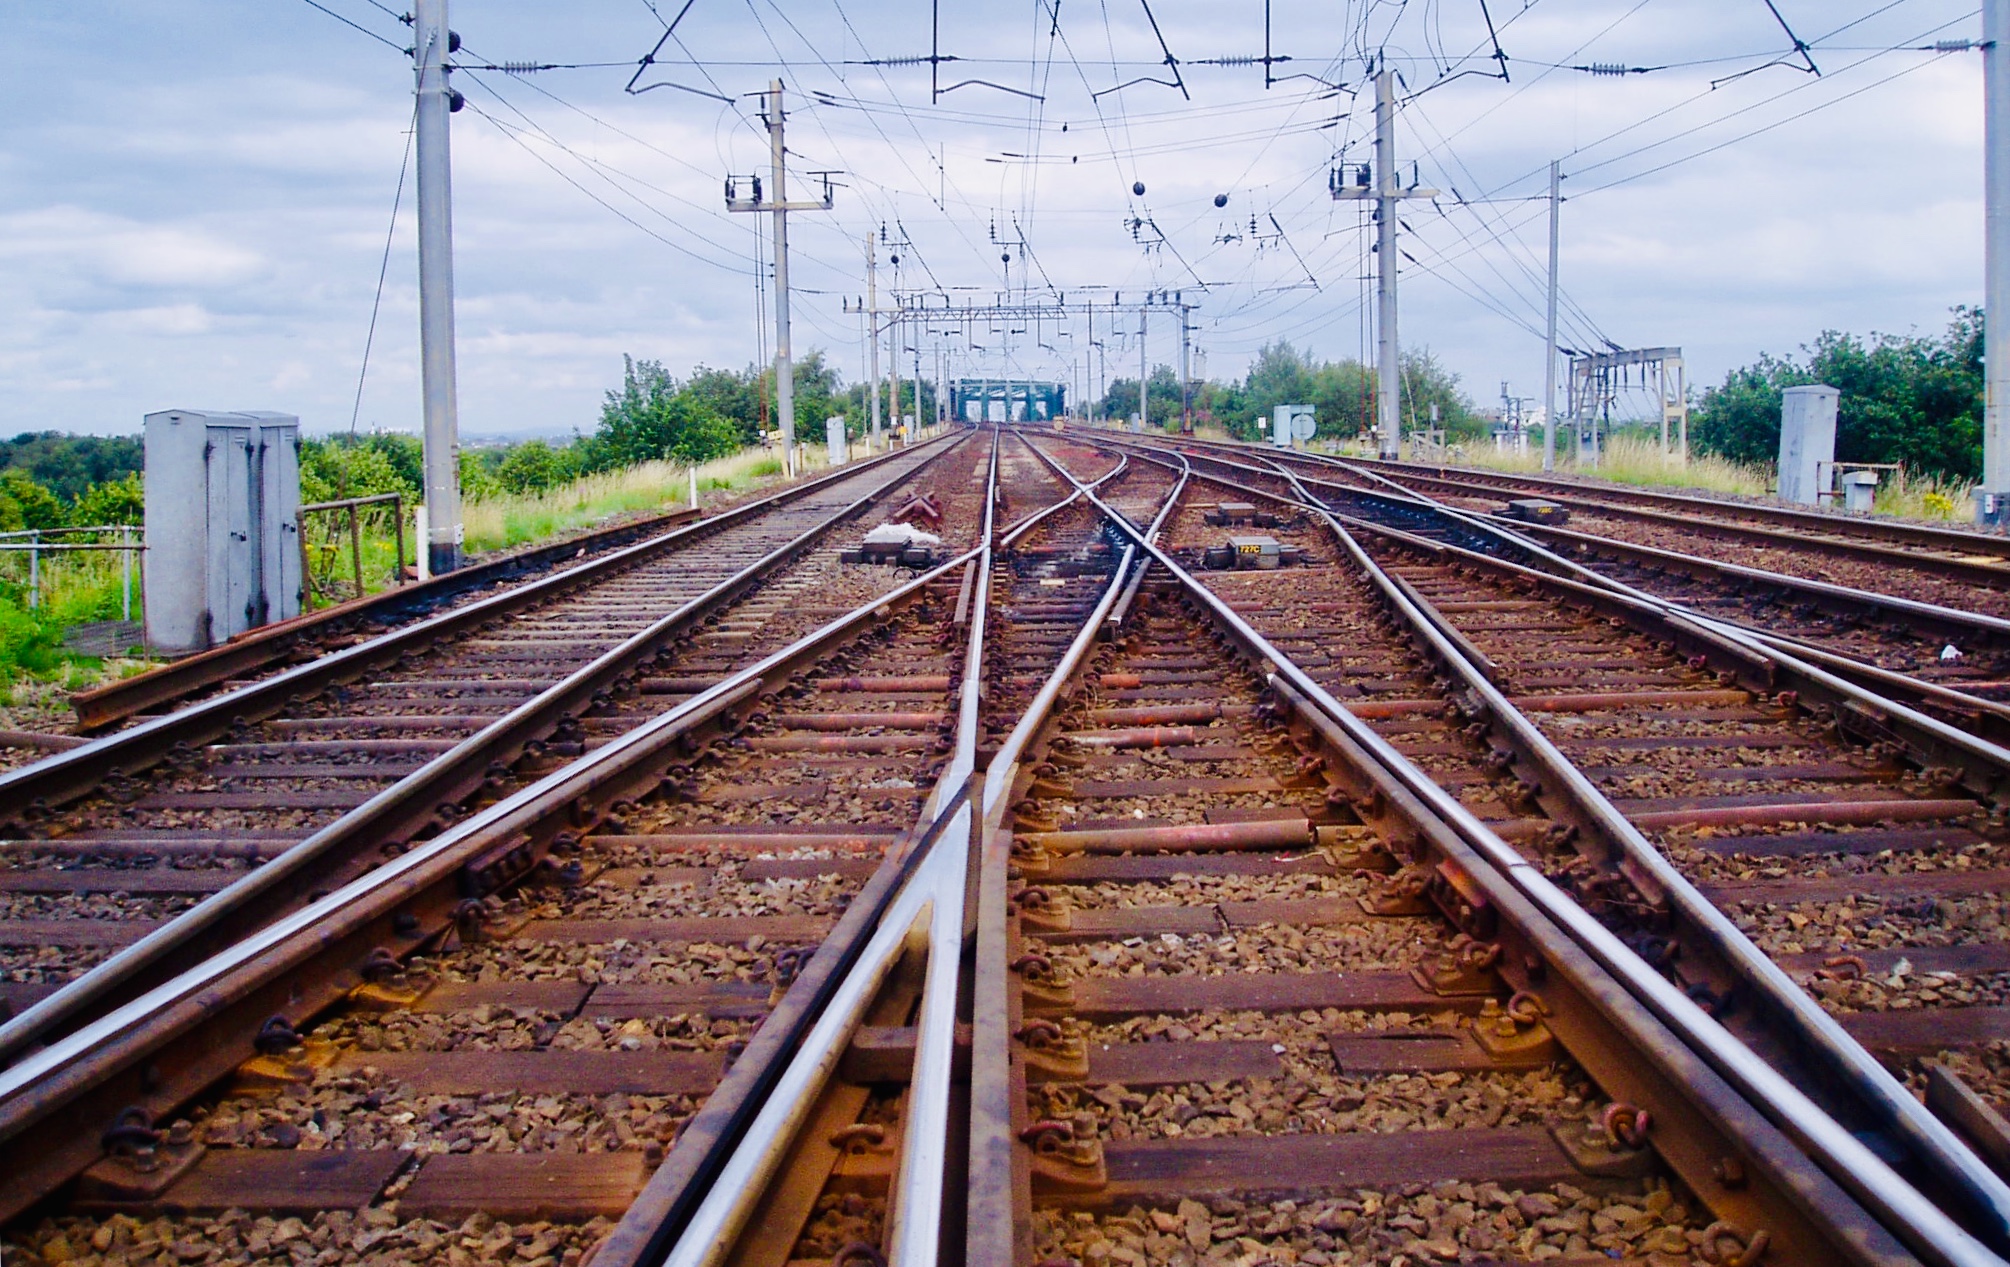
[{"left": 297, "top": 491, "right": 405, "bottom": 605}]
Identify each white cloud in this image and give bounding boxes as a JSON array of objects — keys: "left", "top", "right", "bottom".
[{"left": 0, "top": 0, "right": 1993, "bottom": 435}]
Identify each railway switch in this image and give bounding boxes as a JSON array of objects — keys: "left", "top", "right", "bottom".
[
  {"left": 1501, "top": 497, "right": 1568, "bottom": 525},
  {"left": 1201, "top": 534, "right": 1303, "bottom": 570}
]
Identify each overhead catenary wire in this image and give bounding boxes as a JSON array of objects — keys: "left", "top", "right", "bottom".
[{"left": 350, "top": 107, "right": 418, "bottom": 435}]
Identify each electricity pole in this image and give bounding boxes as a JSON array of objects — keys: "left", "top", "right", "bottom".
[
  {"left": 1332, "top": 61, "right": 1435, "bottom": 459},
  {"left": 866, "top": 235, "right": 882, "bottom": 447},
  {"left": 413, "top": 0, "right": 462, "bottom": 575},
  {"left": 1543, "top": 160, "right": 1561, "bottom": 474},
  {"left": 1986, "top": 0, "right": 2010, "bottom": 522},
  {"left": 726, "top": 81, "right": 832, "bottom": 477},
  {"left": 1178, "top": 295, "right": 1192, "bottom": 433},
  {"left": 890, "top": 305, "right": 903, "bottom": 440},
  {"left": 1138, "top": 301, "right": 1148, "bottom": 429}
]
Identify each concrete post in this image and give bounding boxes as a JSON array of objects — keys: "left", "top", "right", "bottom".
[
  {"left": 767, "top": 81, "right": 796, "bottom": 477},
  {"left": 1543, "top": 160, "right": 1560, "bottom": 473},
  {"left": 1986, "top": 0, "right": 2010, "bottom": 521},
  {"left": 413, "top": 0, "right": 462, "bottom": 573},
  {"left": 1374, "top": 67, "right": 1401, "bottom": 459}
]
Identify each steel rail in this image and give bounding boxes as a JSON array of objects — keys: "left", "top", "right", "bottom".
[
  {"left": 1, "top": 434, "right": 957, "bottom": 821},
  {"left": 966, "top": 442, "right": 1184, "bottom": 1264},
  {"left": 1177, "top": 439, "right": 2010, "bottom": 650},
  {"left": 1107, "top": 434, "right": 2010, "bottom": 1250},
  {"left": 1336, "top": 458, "right": 2010, "bottom": 587},
  {"left": 646, "top": 431, "right": 1146, "bottom": 1267},
  {"left": 1358, "top": 452, "right": 2010, "bottom": 561},
  {"left": 0, "top": 517, "right": 997, "bottom": 1224},
  {"left": 1150, "top": 432, "right": 2010, "bottom": 563},
  {"left": 1270, "top": 451, "right": 2010, "bottom": 830},
  {"left": 888, "top": 431, "right": 997, "bottom": 1266},
  {"left": 655, "top": 430, "right": 1005, "bottom": 1267},
  {"left": 1124, "top": 435, "right": 2010, "bottom": 744},
  {"left": 1210, "top": 440, "right": 2010, "bottom": 1254},
  {"left": 1029, "top": 434, "right": 2007, "bottom": 1267},
  {"left": 0, "top": 437, "right": 962, "bottom": 1070},
  {"left": 1297, "top": 489, "right": 2010, "bottom": 1255},
  {"left": 69, "top": 509, "right": 692, "bottom": 732},
  {"left": 67, "top": 442, "right": 945, "bottom": 733}
]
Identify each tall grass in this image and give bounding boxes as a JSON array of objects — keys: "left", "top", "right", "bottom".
[
  {"left": 1421, "top": 433, "right": 1772, "bottom": 498},
  {"left": 463, "top": 448, "right": 786, "bottom": 553},
  {"left": 1339, "top": 429, "right": 1981, "bottom": 522},
  {"left": 1872, "top": 467, "right": 1974, "bottom": 521},
  {"left": 0, "top": 541, "right": 146, "bottom": 698}
]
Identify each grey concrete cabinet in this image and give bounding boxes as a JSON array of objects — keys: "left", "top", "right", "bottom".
[{"left": 143, "top": 410, "right": 302, "bottom": 654}]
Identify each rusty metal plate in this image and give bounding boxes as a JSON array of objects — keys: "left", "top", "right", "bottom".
[
  {"left": 1689, "top": 825, "right": 1985, "bottom": 858},
  {"left": 1699, "top": 866, "right": 2010, "bottom": 907},
  {"left": 1085, "top": 1040, "right": 1284, "bottom": 1087},
  {"left": 1326, "top": 1029, "right": 1553, "bottom": 1074},
  {"left": 1043, "top": 854, "right": 1335, "bottom": 883},
  {"left": 0, "top": 919, "right": 163, "bottom": 947},
  {"left": 0, "top": 869, "right": 238, "bottom": 895},
  {"left": 414, "top": 980, "right": 594, "bottom": 1015},
  {"left": 583, "top": 981, "right": 773, "bottom": 1020},
  {"left": 1071, "top": 776, "right": 1282, "bottom": 798}
]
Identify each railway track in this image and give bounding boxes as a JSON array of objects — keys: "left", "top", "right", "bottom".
[
  {"left": 0, "top": 436, "right": 964, "bottom": 1059},
  {"left": 1349, "top": 454, "right": 2010, "bottom": 598},
  {"left": 61, "top": 499, "right": 720, "bottom": 740},
  {"left": 1121, "top": 434, "right": 2010, "bottom": 740},
  {"left": 1052, "top": 433, "right": 2010, "bottom": 1242},
  {"left": 4, "top": 425, "right": 2010, "bottom": 1266}
]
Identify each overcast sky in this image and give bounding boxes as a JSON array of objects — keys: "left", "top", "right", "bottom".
[{"left": 0, "top": 0, "right": 1987, "bottom": 437}]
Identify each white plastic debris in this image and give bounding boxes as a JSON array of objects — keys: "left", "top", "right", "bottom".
[
  {"left": 862, "top": 522, "right": 941, "bottom": 548},
  {"left": 1941, "top": 644, "right": 1963, "bottom": 662}
]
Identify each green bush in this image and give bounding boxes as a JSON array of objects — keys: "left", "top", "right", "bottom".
[
  {"left": 1693, "top": 308, "right": 1984, "bottom": 480},
  {"left": 0, "top": 602, "right": 64, "bottom": 686}
]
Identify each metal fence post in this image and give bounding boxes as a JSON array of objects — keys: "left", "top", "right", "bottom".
[
  {"left": 349, "top": 503, "right": 364, "bottom": 599},
  {"left": 297, "top": 508, "right": 314, "bottom": 608},
  {"left": 27, "top": 531, "right": 38, "bottom": 611}
]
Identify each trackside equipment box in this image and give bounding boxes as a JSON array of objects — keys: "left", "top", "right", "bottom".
[{"left": 144, "top": 409, "right": 302, "bottom": 654}]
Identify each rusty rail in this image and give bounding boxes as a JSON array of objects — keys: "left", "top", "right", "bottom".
[
  {"left": 1032, "top": 431, "right": 2010, "bottom": 1266},
  {"left": 0, "top": 436, "right": 962, "bottom": 1072}
]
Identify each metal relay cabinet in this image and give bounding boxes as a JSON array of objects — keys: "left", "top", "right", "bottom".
[{"left": 143, "top": 409, "right": 302, "bottom": 654}]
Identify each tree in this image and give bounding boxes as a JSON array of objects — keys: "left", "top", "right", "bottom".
[
  {"left": 1693, "top": 309, "right": 1984, "bottom": 479},
  {"left": 72, "top": 472, "right": 144, "bottom": 527},
  {"left": 597, "top": 355, "right": 747, "bottom": 467},
  {"left": 0, "top": 470, "right": 66, "bottom": 531},
  {"left": 298, "top": 437, "right": 420, "bottom": 505},
  {"left": 497, "top": 440, "right": 563, "bottom": 494},
  {"left": 0, "top": 433, "right": 143, "bottom": 502}
]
